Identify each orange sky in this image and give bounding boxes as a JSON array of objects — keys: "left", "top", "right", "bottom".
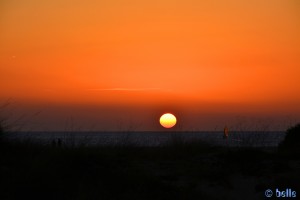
[{"left": 1, "top": 0, "right": 300, "bottom": 131}]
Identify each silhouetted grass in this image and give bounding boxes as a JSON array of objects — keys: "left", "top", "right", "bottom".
[{"left": 1, "top": 125, "right": 300, "bottom": 200}]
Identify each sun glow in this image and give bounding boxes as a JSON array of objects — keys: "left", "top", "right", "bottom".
[{"left": 160, "top": 113, "right": 177, "bottom": 128}]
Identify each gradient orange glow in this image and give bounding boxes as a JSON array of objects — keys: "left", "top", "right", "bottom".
[{"left": 1, "top": 0, "right": 299, "bottom": 130}]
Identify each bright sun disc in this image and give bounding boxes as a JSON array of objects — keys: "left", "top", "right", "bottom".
[{"left": 160, "top": 113, "right": 177, "bottom": 128}]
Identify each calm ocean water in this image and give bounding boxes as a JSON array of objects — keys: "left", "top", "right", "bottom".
[{"left": 5, "top": 131, "right": 285, "bottom": 147}]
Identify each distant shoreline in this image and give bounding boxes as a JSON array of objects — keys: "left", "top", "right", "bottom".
[{"left": 4, "top": 131, "right": 285, "bottom": 147}]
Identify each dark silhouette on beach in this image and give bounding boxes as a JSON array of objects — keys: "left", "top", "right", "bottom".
[
  {"left": 223, "top": 125, "right": 229, "bottom": 139},
  {"left": 52, "top": 138, "right": 63, "bottom": 147}
]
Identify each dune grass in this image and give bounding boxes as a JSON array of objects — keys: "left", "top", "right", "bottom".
[
  {"left": 1, "top": 131, "right": 299, "bottom": 200},
  {"left": 0, "top": 117, "right": 300, "bottom": 199}
]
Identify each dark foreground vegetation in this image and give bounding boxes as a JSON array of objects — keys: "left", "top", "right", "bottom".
[{"left": 0, "top": 125, "right": 300, "bottom": 200}]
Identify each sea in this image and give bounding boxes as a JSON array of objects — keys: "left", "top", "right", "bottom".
[{"left": 4, "top": 131, "right": 285, "bottom": 147}]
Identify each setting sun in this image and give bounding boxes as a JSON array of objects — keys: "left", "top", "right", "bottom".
[{"left": 160, "top": 113, "right": 177, "bottom": 128}]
